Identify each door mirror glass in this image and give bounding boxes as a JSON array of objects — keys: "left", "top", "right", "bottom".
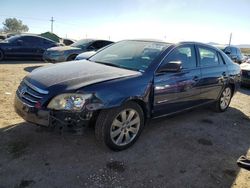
[{"left": 158, "top": 61, "right": 182, "bottom": 73}]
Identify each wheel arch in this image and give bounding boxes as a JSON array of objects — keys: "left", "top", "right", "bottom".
[
  {"left": 227, "top": 77, "right": 237, "bottom": 95},
  {"left": 122, "top": 97, "right": 151, "bottom": 119}
]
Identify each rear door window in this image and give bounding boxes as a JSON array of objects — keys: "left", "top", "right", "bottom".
[{"left": 198, "top": 47, "right": 219, "bottom": 67}]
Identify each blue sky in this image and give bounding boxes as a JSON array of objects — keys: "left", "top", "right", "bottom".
[{"left": 0, "top": 0, "right": 250, "bottom": 44}]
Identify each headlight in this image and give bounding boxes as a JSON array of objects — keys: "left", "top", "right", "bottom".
[{"left": 47, "top": 93, "right": 91, "bottom": 111}]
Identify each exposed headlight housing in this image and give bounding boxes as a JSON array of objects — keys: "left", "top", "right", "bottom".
[{"left": 47, "top": 93, "right": 91, "bottom": 111}]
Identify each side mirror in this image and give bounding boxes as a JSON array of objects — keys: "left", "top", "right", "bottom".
[{"left": 158, "top": 61, "right": 182, "bottom": 73}]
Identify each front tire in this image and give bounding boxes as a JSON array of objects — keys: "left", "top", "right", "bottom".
[
  {"left": 214, "top": 86, "right": 232, "bottom": 112},
  {"left": 95, "top": 101, "right": 145, "bottom": 151}
]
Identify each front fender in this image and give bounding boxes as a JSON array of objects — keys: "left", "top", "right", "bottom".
[{"left": 79, "top": 74, "right": 152, "bottom": 115}]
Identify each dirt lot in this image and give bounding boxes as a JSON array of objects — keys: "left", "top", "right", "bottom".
[{"left": 0, "top": 61, "right": 250, "bottom": 188}]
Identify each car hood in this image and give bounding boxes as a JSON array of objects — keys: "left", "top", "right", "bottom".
[
  {"left": 25, "top": 60, "right": 141, "bottom": 91},
  {"left": 47, "top": 46, "right": 81, "bottom": 52}
]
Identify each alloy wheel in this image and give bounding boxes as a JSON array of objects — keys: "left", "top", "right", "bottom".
[
  {"left": 110, "top": 109, "right": 140, "bottom": 146},
  {"left": 220, "top": 87, "right": 232, "bottom": 110}
]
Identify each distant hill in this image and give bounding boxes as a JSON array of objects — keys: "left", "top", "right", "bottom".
[
  {"left": 207, "top": 42, "right": 220, "bottom": 45},
  {"left": 207, "top": 42, "right": 250, "bottom": 49},
  {"left": 236, "top": 44, "right": 250, "bottom": 48}
]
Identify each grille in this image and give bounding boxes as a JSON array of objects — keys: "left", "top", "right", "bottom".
[{"left": 16, "top": 80, "right": 49, "bottom": 107}]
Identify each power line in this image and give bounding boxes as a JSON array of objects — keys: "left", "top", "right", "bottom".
[
  {"left": 0, "top": 14, "right": 88, "bottom": 29},
  {"left": 50, "top": 16, "right": 55, "bottom": 33},
  {"left": 229, "top": 33, "right": 232, "bottom": 46},
  {"left": 0, "top": 14, "right": 48, "bottom": 22}
]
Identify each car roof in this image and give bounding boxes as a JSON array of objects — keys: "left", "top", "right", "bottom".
[
  {"left": 177, "top": 41, "right": 224, "bottom": 51},
  {"left": 12, "top": 34, "right": 56, "bottom": 43},
  {"left": 124, "top": 40, "right": 224, "bottom": 50},
  {"left": 78, "top": 38, "right": 113, "bottom": 42},
  {"left": 123, "top": 39, "right": 172, "bottom": 46}
]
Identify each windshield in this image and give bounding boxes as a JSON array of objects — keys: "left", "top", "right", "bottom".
[
  {"left": 89, "top": 40, "right": 169, "bottom": 71},
  {"left": 71, "top": 39, "right": 93, "bottom": 48}
]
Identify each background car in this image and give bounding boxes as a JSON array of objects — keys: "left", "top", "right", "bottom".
[
  {"left": 43, "top": 39, "right": 114, "bottom": 63},
  {"left": 75, "top": 42, "right": 114, "bottom": 60},
  {"left": 62, "top": 38, "right": 76, "bottom": 46},
  {"left": 222, "top": 45, "right": 244, "bottom": 64},
  {"left": 75, "top": 51, "right": 96, "bottom": 60},
  {"left": 0, "top": 35, "right": 60, "bottom": 61},
  {"left": 240, "top": 63, "right": 250, "bottom": 87}
]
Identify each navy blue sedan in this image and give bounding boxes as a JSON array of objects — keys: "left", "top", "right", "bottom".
[
  {"left": 14, "top": 40, "right": 241, "bottom": 150},
  {"left": 0, "top": 35, "right": 59, "bottom": 61}
]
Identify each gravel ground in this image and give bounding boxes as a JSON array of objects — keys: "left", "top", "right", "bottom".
[{"left": 0, "top": 61, "right": 250, "bottom": 188}]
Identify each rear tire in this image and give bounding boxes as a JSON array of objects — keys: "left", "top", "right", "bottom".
[
  {"left": 0, "top": 50, "right": 4, "bottom": 61},
  {"left": 95, "top": 101, "right": 145, "bottom": 151},
  {"left": 213, "top": 86, "right": 232, "bottom": 112}
]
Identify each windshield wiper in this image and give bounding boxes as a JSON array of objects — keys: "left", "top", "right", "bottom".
[
  {"left": 93, "top": 61, "right": 143, "bottom": 72},
  {"left": 94, "top": 61, "right": 123, "bottom": 68}
]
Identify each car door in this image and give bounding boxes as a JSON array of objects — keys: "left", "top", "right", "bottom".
[
  {"left": 3, "top": 36, "right": 26, "bottom": 58},
  {"left": 197, "top": 45, "right": 228, "bottom": 102},
  {"left": 153, "top": 44, "right": 202, "bottom": 117},
  {"left": 37, "top": 38, "right": 53, "bottom": 57},
  {"left": 21, "top": 36, "right": 44, "bottom": 58},
  {"left": 17, "top": 36, "right": 36, "bottom": 58}
]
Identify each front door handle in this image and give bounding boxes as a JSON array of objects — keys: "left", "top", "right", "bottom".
[{"left": 222, "top": 72, "right": 227, "bottom": 77}]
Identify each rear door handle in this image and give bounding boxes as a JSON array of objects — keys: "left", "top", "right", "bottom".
[{"left": 222, "top": 72, "right": 227, "bottom": 76}]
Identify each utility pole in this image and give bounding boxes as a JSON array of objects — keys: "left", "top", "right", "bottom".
[
  {"left": 50, "top": 17, "right": 55, "bottom": 33},
  {"left": 229, "top": 33, "right": 232, "bottom": 46}
]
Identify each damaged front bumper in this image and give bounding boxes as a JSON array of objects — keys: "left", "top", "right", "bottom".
[{"left": 14, "top": 95, "right": 94, "bottom": 129}]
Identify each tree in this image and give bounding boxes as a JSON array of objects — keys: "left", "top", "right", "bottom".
[{"left": 2, "top": 18, "right": 29, "bottom": 33}]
